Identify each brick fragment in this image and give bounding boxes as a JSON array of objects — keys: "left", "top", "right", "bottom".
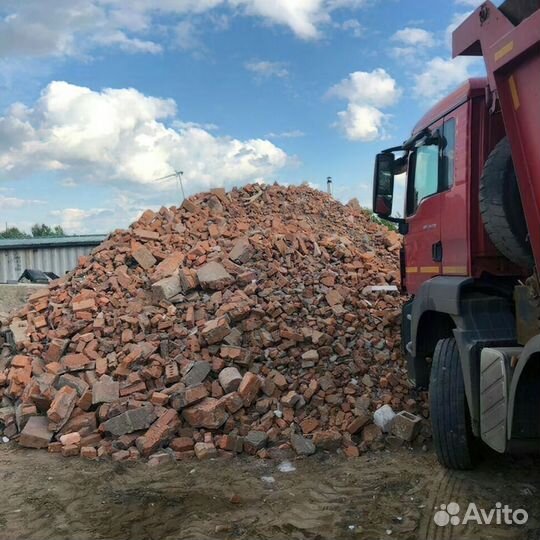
[
  {"left": 201, "top": 317, "right": 230, "bottom": 345},
  {"left": 132, "top": 245, "right": 157, "bottom": 269},
  {"left": 194, "top": 442, "right": 218, "bottom": 460},
  {"left": 183, "top": 398, "right": 228, "bottom": 429},
  {"left": 312, "top": 431, "right": 342, "bottom": 450},
  {"left": 153, "top": 252, "right": 184, "bottom": 280},
  {"left": 238, "top": 372, "right": 260, "bottom": 406},
  {"left": 229, "top": 237, "right": 254, "bottom": 264},
  {"left": 47, "top": 386, "right": 78, "bottom": 430},
  {"left": 81, "top": 446, "right": 98, "bottom": 459},
  {"left": 170, "top": 437, "right": 194, "bottom": 452},
  {"left": 170, "top": 384, "right": 208, "bottom": 410}
]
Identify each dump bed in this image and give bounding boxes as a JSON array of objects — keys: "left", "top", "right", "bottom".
[
  {"left": 500, "top": 0, "right": 540, "bottom": 23},
  {"left": 453, "top": 1, "right": 540, "bottom": 268}
]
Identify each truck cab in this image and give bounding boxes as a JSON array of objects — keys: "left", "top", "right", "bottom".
[{"left": 373, "top": 0, "right": 540, "bottom": 469}]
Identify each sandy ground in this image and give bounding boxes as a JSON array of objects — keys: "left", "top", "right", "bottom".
[
  {"left": 0, "top": 444, "right": 539, "bottom": 540},
  {"left": 0, "top": 284, "right": 46, "bottom": 315}
]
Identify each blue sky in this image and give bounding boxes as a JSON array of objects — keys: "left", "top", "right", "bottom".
[{"left": 0, "top": 0, "right": 485, "bottom": 234}]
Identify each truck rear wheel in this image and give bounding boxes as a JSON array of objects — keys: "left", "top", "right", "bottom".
[
  {"left": 430, "top": 338, "right": 479, "bottom": 470},
  {"left": 479, "top": 137, "right": 533, "bottom": 269}
]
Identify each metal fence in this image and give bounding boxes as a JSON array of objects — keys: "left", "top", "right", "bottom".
[{"left": 0, "top": 236, "right": 107, "bottom": 283}]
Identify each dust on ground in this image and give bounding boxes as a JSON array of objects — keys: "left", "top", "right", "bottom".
[{"left": 0, "top": 444, "right": 539, "bottom": 540}]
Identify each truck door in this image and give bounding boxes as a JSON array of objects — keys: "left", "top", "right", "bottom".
[
  {"left": 404, "top": 127, "right": 443, "bottom": 294},
  {"left": 438, "top": 117, "right": 467, "bottom": 276}
]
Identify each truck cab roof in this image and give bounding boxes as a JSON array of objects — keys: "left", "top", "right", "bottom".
[{"left": 413, "top": 77, "right": 487, "bottom": 135}]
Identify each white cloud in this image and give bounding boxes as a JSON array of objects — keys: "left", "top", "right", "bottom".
[
  {"left": 266, "top": 130, "right": 306, "bottom": 139},
  {"left": 173, "top": 120, "right": 219, "bottom": 131},
  {"left": 327, "top": 68, "right": 401, "bottom": 108},
  {"left": 0, "top": 195, "right": 45, "bottom": 209},
  {"left": 390, "top": 27, "right": 436, "bottom": 62},
  {"left": 92, "top": 31, "right": 163, "bottom": 53},
  {"left": 231, "top": 0, "right": 368, "bottom": 40},
  {"left": 50, "top": 208, "right": 112, "bottom": 234},
  {"left": 175, "top": 20, "right": 203, "bottom": 51},
  {"left": 0, "top": 81, "right": 290, "bottom": 189},
  {"left": 392, "top": 27, "right": 435, "bottom": 47},
  {"left": 245, "top": 60, "right": 289, "bottom": 79},
  {"left": 0, "top": 0, "right": 371, "bottom": 60},
  {"left": 335, "top": 104, "right": 386, "bottom": 142},
  {"left": 341, "top": 18, "right": 363, "bottom": 37},
  {"left": 408, "top": 6, "right": 485, "bottom": 103},
  {"left": 454, "top": 0, "right": 483, "bottom": 6},
  {"left": 327, "top": 68, "right": 401, "bottom": 141},
  {"left": 413, "top": 56, "right": 481, "bottom": 102}
]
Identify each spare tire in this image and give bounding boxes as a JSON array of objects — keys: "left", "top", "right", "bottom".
[{"left": 479, "top": 137, "right": 533, "bottom": 269}]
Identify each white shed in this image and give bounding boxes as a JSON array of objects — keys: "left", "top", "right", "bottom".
[{"left": 0, "top": 235, "right": 107, "bottom": 283}]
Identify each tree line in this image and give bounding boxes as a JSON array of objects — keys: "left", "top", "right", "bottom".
[{"left": 0, "top": 224, "right": 66, "bottom": 239}]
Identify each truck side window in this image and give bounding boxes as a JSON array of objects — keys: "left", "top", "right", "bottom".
[
  {"left": 442, "top": 118, "right": 456, "bottom": 189},
  {"left": 409, "top": 144, "right": 439, "bottom": 214}
]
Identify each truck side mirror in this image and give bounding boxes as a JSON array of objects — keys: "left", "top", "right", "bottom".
[{"left": 373, "top": 152, "right": 395, "bottom": 218}]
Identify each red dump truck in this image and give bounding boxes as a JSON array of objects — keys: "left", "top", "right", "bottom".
[{"left": 372, "top": 0, "right": 540, "bottom": 469}]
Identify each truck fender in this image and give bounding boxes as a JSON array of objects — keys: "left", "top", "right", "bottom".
[
  {"left": 507, "top": 334, "right": 540, "bottom": 439},
  {"left": 409, "top": 276, "right": 473, "bottom": 359},
  {"left": 409, "top": 276, "right": 516, "bottom": 437}
]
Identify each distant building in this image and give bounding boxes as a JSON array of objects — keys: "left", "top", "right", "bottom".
[{"left": 0, "top": 235, "right": 107, "bottom": 283}]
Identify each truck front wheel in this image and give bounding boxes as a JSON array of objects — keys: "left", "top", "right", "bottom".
[{"left": 430, "top": 338, "right": 479, "bottom": 470}]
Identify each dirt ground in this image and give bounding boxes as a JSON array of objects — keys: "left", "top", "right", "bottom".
[
  {"left": 0, "top": 444, "right": 539, "bottom": 540},
  {"left": 2, "top": 283, "right": 540, "bottom": 540}
]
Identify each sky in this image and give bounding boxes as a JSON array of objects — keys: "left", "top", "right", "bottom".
[{"left": 0, "top": 0, "right": 488, "bottom": 234}]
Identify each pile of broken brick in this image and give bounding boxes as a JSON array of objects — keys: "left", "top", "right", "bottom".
[{"left": 0, "top": 183, "right": 428, "bottom": 464}]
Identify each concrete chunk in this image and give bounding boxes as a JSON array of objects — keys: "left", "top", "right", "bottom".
[
  {"left": 218, "top": 366, "right": 243, "bottom": 393},
  {"left": 291, "top": 433, "right": 316, "bottom": 456},
  {"left": 92, "top": 376, "right": 120, "bottom": 405},
  {"left": 183, "top": 361, "right": 211, "bottom": 386},
  {"left": 19, "top": 416, "right": 53, "bottom": 449},
  {"left": 196, "top": 262, "right": 234, "bottom": 291},
  {"left": 151, "top": 273, "right": 182, "bottom": 302},
  {"left": 391, "top": 410, "right": 422, "bottom": 442},
  {"left": 100, "top": 406, "right": 157, "bottom": 436}
]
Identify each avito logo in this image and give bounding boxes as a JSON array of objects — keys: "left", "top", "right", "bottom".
[{"left": 433, "top": 502, "right": 528, "bottom": 527}]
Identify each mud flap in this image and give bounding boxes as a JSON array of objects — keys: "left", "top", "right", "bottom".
[{"left": 479, "top": 347, "right": 522, "bottom": 453}]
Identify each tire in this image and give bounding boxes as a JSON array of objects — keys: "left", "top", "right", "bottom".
[
  {"left": 430, "top": 338, "right": 479, "bottom": 470},
  {"left": 479, "top": 137, "right": 533, "bottom": 269}
]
